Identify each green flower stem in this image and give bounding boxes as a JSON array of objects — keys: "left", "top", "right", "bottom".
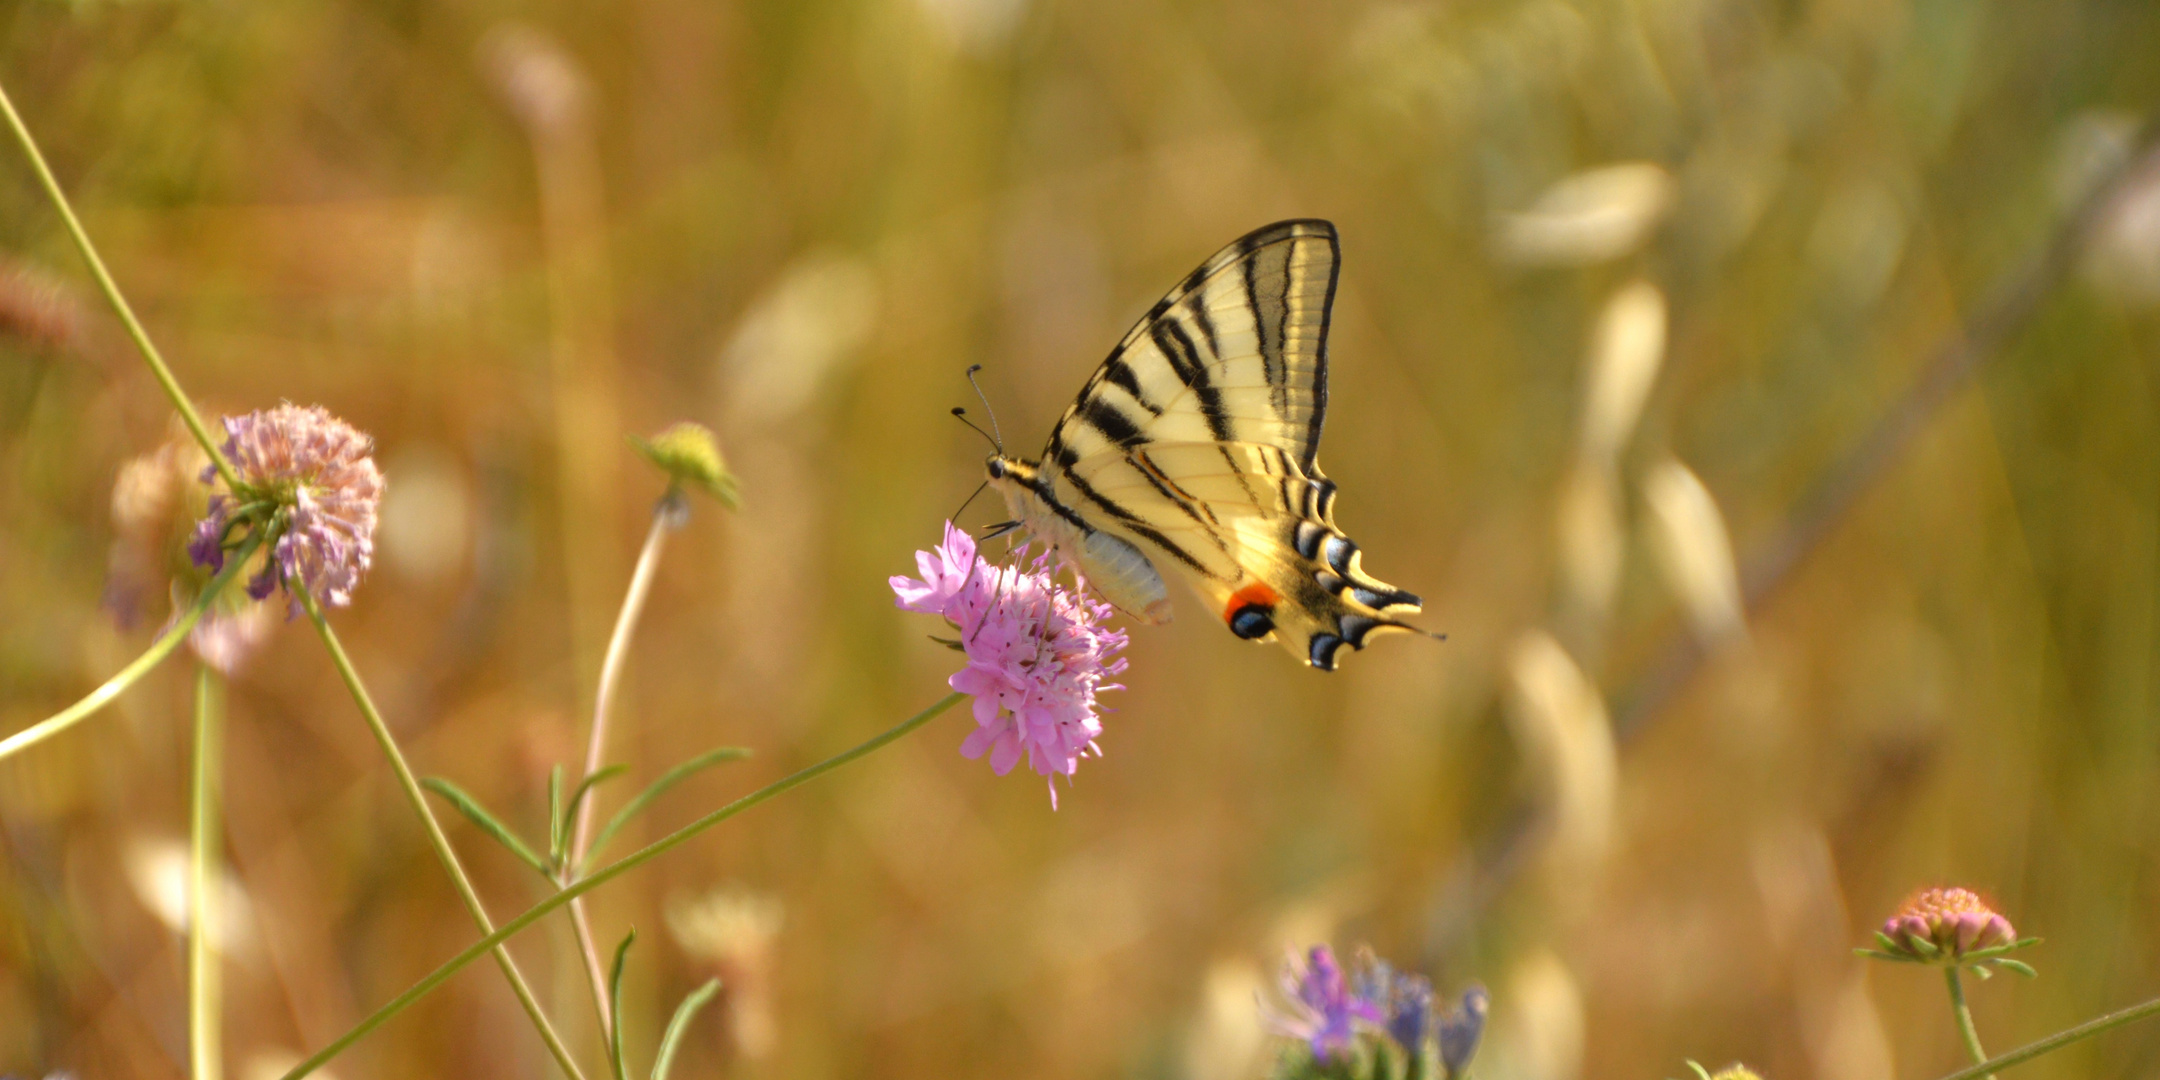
[
  {"left": 279, "top": 690, "right": 966, "bottom": 1080},
  {"left": 0, "top": 78, "right": 238, "bottom": 489},
  {"left": 1932, "top": 994, "right": 2160, "bottom": 1080},
  {"left": 190, "top": 666, "right": 224, "bottom": 1080},
  {"left": 0, "top": 530, "right": 263, "bottom": 763},
  {"left": 1946, "top": 967, "right": 1997, "bottom": 1080},
  {"left": 567, "top": 493, "right": 681, "bottom": 1040},
  {"left": 296, "top": 585, "right": 588, "bottom": 1080}
]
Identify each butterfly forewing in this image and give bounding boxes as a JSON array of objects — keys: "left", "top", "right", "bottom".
[
  {"left": 992, "top": 219, "right": 1427, "bottom": 670},
  {"left": 1044, "top": 220, "right": 1335, "bottom": 469}
]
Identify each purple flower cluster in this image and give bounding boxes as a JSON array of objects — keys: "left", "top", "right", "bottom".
[
  {"left": 1263, "top": 945, "right": 1488, "bottom": 1074},
  {"left": 188, "top": 404, "right": 383, "bottom": 614},
  {"left": 891, "top": 522, "right": 1128, "bottom": 807},
  {"left": 1265, "top": 946, "right": 1385, "bottom": 1062}
]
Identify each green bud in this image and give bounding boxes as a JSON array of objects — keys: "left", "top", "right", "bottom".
[{"left": 631, "top": 422, "right": 740, "bottom": 508}]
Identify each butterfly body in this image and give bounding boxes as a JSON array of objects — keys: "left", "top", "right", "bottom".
[{"left": 985, "top": 219, "right": 1426, "bottom": 671}]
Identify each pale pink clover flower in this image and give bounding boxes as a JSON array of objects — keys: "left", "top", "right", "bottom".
[{"left": 189, "top": 404, "right": 383, "bottom": 615}]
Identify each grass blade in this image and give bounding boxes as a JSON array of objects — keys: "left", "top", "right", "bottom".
[
  {"left": 609, "top": 929, "right": 636, "bottom": 1080},
  {"left": 547, "top": 764, "right": 566, "bottom": 865},
  {"left": 422, "top": 778, "right": 548, "bottom": 875},
  {"left": 567, "top": 764, "right": 631, "bottom": 836},
  {"left": 651, "top": 979, "right": 721, "bottom": 1080},
  {"left": 585, "top": 747, "right": 751, "bottom": 868}
]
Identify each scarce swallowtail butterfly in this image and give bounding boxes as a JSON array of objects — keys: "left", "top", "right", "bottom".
[{"left": 983, "top": 219, "right": 1430, "bottom": 671}]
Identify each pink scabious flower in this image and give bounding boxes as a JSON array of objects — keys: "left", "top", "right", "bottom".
[
  {"left": 1262, "top": 945, "right": 1385, "bottom": 1063},
  {"left": 188, "top": 404, "right": 384, "bottom": 615},
  {"left": 1876, "top": 886, "right": 2018, "bottom": 963},
  {"left": 890, "top": 522, "right": 1128, "bottom": 807}
]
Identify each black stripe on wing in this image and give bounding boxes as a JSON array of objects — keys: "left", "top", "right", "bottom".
[
  {"left": 1042, "top": 219, "right": 1339, "bottom": 468},
  {"left": 1149, "top": 318, "right": 1233, "bottom": 442},
  {"left": 1054, "top": 468, "right": 1220, "bottom": 577}
]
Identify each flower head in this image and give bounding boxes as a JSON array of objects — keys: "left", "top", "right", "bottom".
[
  {"left": 1385, "top": 969, "right": 1435, "bottom": 1055},
  {"left": 1437, "top": 986, "right": 1490, "bottom": 1079},
  {"left": 1874, "top": 887, "right": 2019, "bottom": 965},
  {"left": 668, "top": 887, "right": 783, "bottom": 1059},
  {"left": 891, "top": 522, "right": 1127, "bottom": 807},
  {"left": 1263, "top": 945, "right": 1386, "bottom": 1063},
  {"left": 187, "top": 404, "right": 383, "bottom": 615},
  {"left": 107, "top": 430, "right": 277, "bottom": 673}
]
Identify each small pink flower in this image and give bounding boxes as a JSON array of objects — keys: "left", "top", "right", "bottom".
[
  {"left": 1878, "top": 887, "right": 2018, "bottom": 963},
  {"left": 891, "top": 522, "right": 1127, "bottom": 807}
]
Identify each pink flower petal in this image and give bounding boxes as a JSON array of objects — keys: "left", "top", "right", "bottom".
[{"left": 892, "top": 520, "right": 1128, "bottom": 804}]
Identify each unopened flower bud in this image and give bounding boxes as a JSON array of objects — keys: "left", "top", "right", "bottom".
[{"left": 631, "top": 422, "right": 740, "bottom": 508}]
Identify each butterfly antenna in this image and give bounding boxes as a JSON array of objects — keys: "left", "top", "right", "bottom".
[
  {"left": 964, "top": 364, "right": 1005, "bottom": 452},
  {"left": 949, "top": 480, "right": 989, "bottom": 523},
  {"left": 951, "top": 407, "right": 1000, "bottom": 451}
]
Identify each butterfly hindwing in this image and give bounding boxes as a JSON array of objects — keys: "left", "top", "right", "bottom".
[
  {"left": 1060, "top": 441, "right": 1423, "bottom": 670},
  {"left": 988, "top": 219, "right": 1428, "bottom": 670}
]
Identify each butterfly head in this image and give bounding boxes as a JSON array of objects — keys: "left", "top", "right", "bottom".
[
  {"left": 982, "top": 454, "right": 1037, "bottom": 535},
  {"left": 984, "top": 454, "right": 1035, "bottom": 486}
]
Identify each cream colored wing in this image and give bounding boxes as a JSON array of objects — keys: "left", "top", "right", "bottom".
[
  {"left": 1004, "top": 219, "right": 1428, "bottom": 669},
  {"left": 1040, "top": 219, "right": 1337, "bottom": 475},
  {"left": 1052, "top": 441, "right": 1423, "bottom": 670}
]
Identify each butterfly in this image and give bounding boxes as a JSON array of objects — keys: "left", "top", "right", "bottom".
[{"left": 982, "top": 219, "right": 1429, "bottom": 671}]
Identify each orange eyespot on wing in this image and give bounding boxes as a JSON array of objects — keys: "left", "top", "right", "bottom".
[{"left": 1224, "top": 581, "right": 1282, "bottom": 640}]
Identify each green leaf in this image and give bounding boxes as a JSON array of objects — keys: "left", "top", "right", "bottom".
[
  {"left": 609, "top": 928, "right": 636, "bottom": 1080},
  {"left": 1686, "top": 1063, "right": 1714, "bottom": 1080},
  {"left": 1993, "top": 958, "right": 2039, "bottom": 978},
  {"left": 651, "top": 977, "right": 721, "bottom": 1080},
  {"left": 421, "top": 777, "right": 548, "bottom": 875},
  {"left": 584, "top": 747, "right": 753, "bottom": 868},
  {"left": 1874, "top": 931, "right": 1904, "bottom": 952},
  {"left": 547, "top": 764, "right": 566, "bottom": 865},
  {"left": 926, "top": 635, "right": 965, "bottom": 651},
  {"left": 565, "top": 764, "right": 631, "bottom": 836},
  {"left": 1959, "top": 937, "right": 2044, "bottom": 962},
  {"left": 1854, "top": 948, "right": 1911, "bottom": 962},
  {"left": 1971, "top": 963, "right": 1994, "bottom": 980}
]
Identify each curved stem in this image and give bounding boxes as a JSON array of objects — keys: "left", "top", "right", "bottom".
[
  {"left": 1946, "top": 967, "right": 1997, "bottom": 1080},
  {"left": 0, "top": 78, "right": 237, "bottom": 489},
  {"left": 567, "top": 493, "right": 680, "bottom": 1039},
  {"left": 279, "top": 691, "right": 966, "bottom": 1080},
  {"left": 0, "top": 530, "right": 263, "bottom": 763},
  {"left": 190, "top": 666, "right": 224, "bottom": 1080},
  {"left": 1931, "top": 994, "right": 2160, "bottom": 1080},
  {"left": 297, "top": 586, "right": 588, "bottom": 1080}
]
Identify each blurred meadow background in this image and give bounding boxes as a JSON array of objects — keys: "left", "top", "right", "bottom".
[{"left": 4, "top": 0, "right": 2160, "bottom": 1077}]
